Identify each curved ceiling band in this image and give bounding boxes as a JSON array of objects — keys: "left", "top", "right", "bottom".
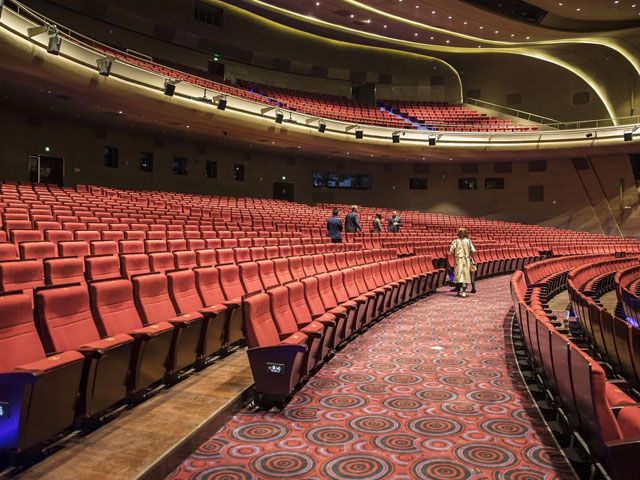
[{"left": 226, "top": 0, "right": 622, "bottom": 121}]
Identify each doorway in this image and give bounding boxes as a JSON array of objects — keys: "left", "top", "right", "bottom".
[
  {"left": 273, "top": 182, "right": 294, "bottom": 202},
  {"left": 28, "top": 154, "right": 64, "bottom": 186}
]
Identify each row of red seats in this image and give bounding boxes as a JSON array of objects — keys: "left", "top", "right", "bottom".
[
  {"left": 615, "top": 265, "right": 640, "bottom": 325},
  {"left": 245, "top": 254, "right": 444, "bottom": 406},
  {"left": 511, "top": 270, "right": 640, "bottom": 480},
  {"left": 0, "top": 247, "right": 395, "bottom": 292}
]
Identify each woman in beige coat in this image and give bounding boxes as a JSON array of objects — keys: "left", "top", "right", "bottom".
[{"left": 450, "top": 228, "right": 476, "bottom": 297}]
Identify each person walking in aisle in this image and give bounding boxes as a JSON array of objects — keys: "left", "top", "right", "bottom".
[
  {"left": 372, "top": 213, "right": 382, "bottom": 233},
  {"left": 327, "top": 208, "right": 343, "bottom": 243},
  {"left": 451, "top": 236, "right": 477, "bottom": 294},
  {"left": 345, "top": 205, "right": 363, "bottom": 234},
  {"left": 450, "top": 227, "right": 476, "bottom": 297},
  {"left": 388, "top": 211, "right": 402, "bottom": 233}
]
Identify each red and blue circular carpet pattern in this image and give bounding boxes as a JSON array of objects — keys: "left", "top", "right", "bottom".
[{"left": 168, "top": 277, "right": 575, "bottom": 479}]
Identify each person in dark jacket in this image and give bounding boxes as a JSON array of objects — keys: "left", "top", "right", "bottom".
[
  {"left": 326, "top": 208, "right": 343, "bottom": 243},
  {"left": 388, "top": 211, "right": 402, "bottom": 233},
  {"left": 372, "top": 213, "right": 382, "bottom": 233},
  {"left": 345, "top": 205, "right": 363, "bottom": 233}
]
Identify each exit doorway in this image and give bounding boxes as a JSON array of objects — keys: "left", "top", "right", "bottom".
[
  {"left": 273, "top": 182, "right": 294, "bottom": 202},
  {"left": 28, "top": 154, "right": 64, "bottom": 186}
]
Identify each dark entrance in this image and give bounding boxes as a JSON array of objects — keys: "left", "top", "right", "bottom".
[
  {"left": 273, "top": 182, "right": 294, "bottom": 202},
  {"left": 28, "top": 154, "right": 64, "bottom": 186}
]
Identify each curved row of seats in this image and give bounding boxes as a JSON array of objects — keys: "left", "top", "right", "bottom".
[
  {"left": 511, "top": 258, "right": 640, "bottom": 480},
  {"left": 615, "top": 265, "right": 640, "bottom": 326},
  {"left": 0, "top": 247, "right": 441, "bottom": 455},
  {"left": 243, "top": 254, "right": 444, "bottom": 406}
]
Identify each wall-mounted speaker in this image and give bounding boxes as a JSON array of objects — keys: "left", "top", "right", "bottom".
[
  {"left": 624, "top": 132, "right": 633, "bottom": 142},
  {"left": 428, "top": 137, "right": 436, "bottom": 146},
  {"left": 163, "top": 81, "right": 175, "bottom": 97},
  {"left": 355, "top": 130, "right": 363, "bottom": 139},
  {"left": 275, "top": 112, "right": 284, "bottom": 124},
  {"left": 217, "top": 98, "right": 227, "bottom": 110},
  {"left": 47, "top": 35, "right": 61, "bottom": 55},
  {"left": 392, "top": 133, "right": 400, "bottom": 143}
]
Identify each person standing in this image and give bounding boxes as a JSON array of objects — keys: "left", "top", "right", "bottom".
[
  {"left": 327, "top": 208, "right": 343, "bottom": 243},
  {"left": 450, "top": 227, "right": 476, "bottom": 297},
  {"left": 345, "top": 205, "right": 363, "bottom": 234},
  {"left": 388, "top": 211, "right": 402, "bottom": 233},
  {"left": 372, "top": 213, "right": 382, "bottom": 233}
]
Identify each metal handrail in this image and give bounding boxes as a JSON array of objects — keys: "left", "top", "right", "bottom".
[{"left": 465, "top": 97, "right": 561, "bottom": 125}]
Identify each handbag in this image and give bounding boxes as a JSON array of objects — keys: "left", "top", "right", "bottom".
[{"left": 469, "top": 262, "right": 477, "bottom": 272}]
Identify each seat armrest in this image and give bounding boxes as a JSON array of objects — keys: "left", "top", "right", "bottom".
[{"left": 0, "top": 371, "right": 40, "bottom": 384}]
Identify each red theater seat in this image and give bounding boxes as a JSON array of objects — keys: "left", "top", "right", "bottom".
[
  {"left": 0, "top": 291, "right": 83, "bottom": 452},
  {"left": 19, "top": 241, "right": 57, "bottom": 260},
  {"left": 58, "top": 240, "right": 90, "bottom": 258},
  {"left": 85, "top": 255, "right": 122, "bottom": 281},
  {"left": 120, "top": 253, "right": 151, "bottom": 279},
  {"left": 0, "top": 259, "right": 45, "bottom": 292},
  {"left": 0, "top": 242, "right": 18, "bottom": 261},
  {"left": 166, "top": 269, "right": 226, "bottom": 358},
  {"left": 90, "top": 240, "right": 118, "bottom": 256},
  {"left": 174, "top": 250, "right": 196, "bottom": 269},
  {"left": 35, "top": 285, "right": 133, "bottom": 418},
  {"left": 44, "top": 257, "right": 85, "bottom": 285},
  {"left": 133, "top": 273, "right": 204, "bottom": 374},
  {"left": 149, "top": 251, "right": 175, "bottom": 273},
  {"left": 243, "top": 292, "right": 307, "bottom": 406}
]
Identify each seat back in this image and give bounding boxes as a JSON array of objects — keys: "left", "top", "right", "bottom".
[
  {"left": 85, "top": 255, "right": 122, "bottom": 281},
  {"left": 167, "top": 269, "right": 205, "bottom": 314},
  {"left": 133, "top": 273, "right": 178, "bottom": 325},
  {"left": 286, "top": 281, "right": 314, "bottom": 326},
  {"left": 144, "top": 239, "right": 168, "bottom": 254},
  {"left": 149, "top": 251, "right": 175, "bottom": 273},
  {"left": 166, "top": 239, "right": 187, "bottom": 252},
  {"left": 121, "top": 251, "right": 152, "bottom": 279},
  {"left": 196, "top": 249, "right": 216, "bottom": 267},
  {"left": 119, "top": 240, "right": 144, "bottom": 254},
  {"left": 257, "top": 260, "right": 278, "bottom": 289},
  {"left": 249, "top": 247, "right": 266, "bottom": 261},
  {"left": 0, "top": 259, "right": 45, "bottom": 292},
  {"left": 550, "top": 330, "right": 580, "bottom": 430},
  {"left": 335, "top": 252, "right": 347, "bottom": 270},
  {"left": 302, "top": 256, "right": 316, "bottom": 277},
  {"left": 353, "top": 265, "right": 369, "bottom": 294},
  {"left": 312, "top": 255, "right": 326, "bottom": 274},
  {"left": 265, "top": 246, "right": 279, "bottom": 259},
  {"left": 345, "top": 252, "right": 357, "bottom": 267},
  {"left": 274, "top": 258, "right": 293, "bottom": 284},
  {"left": 35, "top": 284, "right": 100, "bottom": 352},
  {"left": 90, "top": 278, "right": 143, "bottom": 336},
  {"left": 44, "top": 257, "right": 85, "bottom": 285},
  {"left": 239, "top": 262, "right": 263, "bottom": 295},
  {"left": 329, "top": 271, "right": 350, "bottom": 303},
  {"left": 216, "top": 248, "right": 235, "bottom": 266},
  {"left": 0, "top": 291, "right": 45, "bottom": 369},
  {"left": 301, "top": 276, "right": 325, "bottom": 316},
  {"left": 74, "top": 230, "right": 100, "bottom": 242},
  {"left": 174, "top": 250, "right": 197, "bottom": 270},
  {"left": 20, "top": 241, "right": 57, "bottom": 260},
  {"left": 342, "top": 268, "right": 360, "bottom": 298},
  {"left": 243, "top": 292, "right": 281, "bottom": 348},
  {"left": 58, "top": 241, "right": 90, "bottom": 258},
  {"left": 194, "top": 266, "right": 226, "bottom": 306},
  {"left": 317, "top": 273, "right": 338, "bottom": 309},
  {"left": 268, "top": 286, "right": 298, "bottom": 335},
  {"left": 234, "top": 247, "right": 251, "bottom": 264},
  {"left": 218, "top": 264, "right": 246, "bottom": 301},
  {"left": 90, "top": 240, "right": 118, "bottom": 256}
]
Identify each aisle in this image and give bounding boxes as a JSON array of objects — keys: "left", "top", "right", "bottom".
[{"left": 167, "top": 276, "right": 575, "bottom": 480}]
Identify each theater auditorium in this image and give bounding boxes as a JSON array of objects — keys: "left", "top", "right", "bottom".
[{"left": 2, "top": 0, "right": 640, "bottom": 479}]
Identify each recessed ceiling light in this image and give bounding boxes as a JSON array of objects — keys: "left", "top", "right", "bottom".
[
  {"left": 479, "top": 26, "right": 483, "bottom": 29},
  {"left": 431, "top": 10, "right": 436, "bottom": 14},
  {"left": 430, "top": 36, "right": 434, "bottom": 39},
  {"left": 558, "top": 2, "right": 563, "bottom": 4},
  {"left": 448, "top": 16, "right": 452, "bottom": 19},
  {"left": 510, "top": 33, "right": 515, "bottom": 37},
  {"left": 526, "top": 36, "right": 530, "bottom": 39},
  {"left": 445, "top": 40, "right": 450, "bottom": 43},
  {"left": 576, "top": 8, "right": 581, "bottom": 11},
  {"left": 477, "top": 45, "right": 481, "bottom": 48},
  {"left": 383, "top": 24, "right": 387, "bottom": 28},
  {"left": 494, "top": 30, "right": 499, "bottom": 33},
  {"left": 414, "top": 33, "right": 418, "bottom": 36},
  {"left": 614, "top": 0, "right": 619, "bottom": 3},
  {"left": 415, "top": 5, "right": 419, "bottom": 8},
  {"left": 463, "top": 21, "right": 468, "bottom": 24},
  {"left": 350, "top": 14, "right": 354, "bottom": 18},
  {"left": 315, "top": 1, "right": 319, "bottom": 5}
]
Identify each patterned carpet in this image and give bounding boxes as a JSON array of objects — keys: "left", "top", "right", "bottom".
[{"left": 167, "top": 276, "right": 576, "bottom": 480}]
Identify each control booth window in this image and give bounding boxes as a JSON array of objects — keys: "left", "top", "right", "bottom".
[
  {"left": 206, "top": 161, "right": 217, "bottom": 179},
  {"left": 313, "top": 172, "right": 372, "bottom": 189},
  {"left": 194, "top": 0, "right": 223, "bottom": 26},
  {"left": 409, "top": 178, "right": 428, "bottom": 190},
  {"left": 458, "top": 178, "right": 477, "bottom": 190},
  {"left": 172, "top": 157, "right": 188, "bottom": 176},
  {"left": 140, "top": 152, "right": 153, "bottom": 172},
  {"left": 104, "top": 147, "right": 118, "bottom": 168},
  {"left": 485, "top": 177, "right": 505, "bottom": 190}
]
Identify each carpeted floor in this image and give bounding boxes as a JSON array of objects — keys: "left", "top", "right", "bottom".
[{"left": 167, "top": 276, "right": 576, "bottom": 480}]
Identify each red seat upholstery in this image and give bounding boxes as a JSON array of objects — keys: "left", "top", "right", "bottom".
[
  {"left": 74, "top": 230, "right": 100, "bottom": 242},
  {"left": 174, "top": 250, "right": 196, "bottom": 270},
  {"left": 119, "top": 240, "right": 144, "bottom": 254},
  {"left": 90, "top": 240, "right": 118, "bottom": 256},
  {"left": 85, "top": 255, "right": 122, "bottom": 281},
  {"left": 0, "top": 242, "right": 18, "bottom": 261},
  {"left": 216, "top": 248, "right": 235, "bottom": 266},
  {"left": 89, "top": 278, "right": 173, "bottom": 392},
  {"left": 58, "top": 240, "right": 90, "bottom": 258},
  {"left": 257, "top": 260, "right": 278, "bottom": 290},
  {"left": 195, "top": 266, "right": 243, "bottom": 346},
  {"left": 133, "top": 273, "right": 204, "bottom": 374},
  {"left": 35, "top": 285, "right": 133, "bottom": 418},
  {"left": 196, "top": 249, "right": 216, "bottom": 267},
  {"left": 44, "top": 257, "right": 85, "bottom": 285},
  {"left": 0, "top": 291, "right": 83, "bottom": 452},
  {"left": 45, "top": 229, "right": 74, "bottom": 244},
  {"left": 166, "top": 239, "right": 187, "bottom": 252},
  {"left": 243, "top": 292, "right": 307, "bottom": 406},
  {"left": 120, "top": 253, "right": 151, "bottom": 279},
  {"left": 187, "top": 239, "right": 205, "bottom": 251},
  {"left": 19, "top": 241, "right": 56, "bottom": 260},
  {"left": 166, "top": 269, "right": 226, "bottom": 358},
  {"left": 302, "top": 276, "right": 344, "bottom": 346},
  {"left": 0, "top": 259, "right": 45, "bottom": 292},
  {"left": 239, "top": 262, "right": 263, "bottom": 295},
  {"left": 144, "top": 239, "right": 167, "bottom": 253},
  {"left": 249, "top": 247, "right": 266, "bottom": 261},
  {"left": 101, "top": 230, "right": 125, "bottom": 242},
  {"left": 149, "top": 251, "right": 175, "bottom": 273},
  {"left": 11, "top": 229, "right": 43, "bottom": 245},
  {"left": 234, "top": 247, "right": 251, "bottom": 263}
]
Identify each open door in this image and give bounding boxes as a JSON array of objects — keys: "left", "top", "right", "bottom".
[
  {"left": 273, "top": 182, "right": 294, "bottom": 202},
  {"left": 28, "top": 154, "right": 64, "bottom": 186}
]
